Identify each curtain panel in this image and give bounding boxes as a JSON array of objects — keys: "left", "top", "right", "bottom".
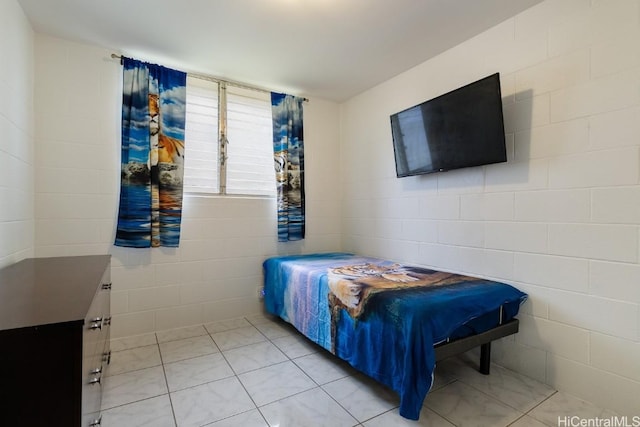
[
  {"left": 271, "top": 93, "right": 305, "bottom": 242},
  {"left": 115, "top": 58, "right": 187, "bottom": 248}
]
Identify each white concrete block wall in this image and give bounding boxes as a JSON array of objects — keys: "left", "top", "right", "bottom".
[
  {"left": 32, "top": 34, "right": 342, "bottom": 339},
  {"left": 6, "top": 0, "right": 638, "bottom": 416},
  {"left": 0, "top": 0, "right": 35, "bottom": 268},
  {"left": 340, "top": 0, "right": 640, "bottom": 416}
]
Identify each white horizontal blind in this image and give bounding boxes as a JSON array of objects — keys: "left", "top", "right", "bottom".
[
  {"left": 225, "top": 86, "right": 276, "bottom": 196},
  {"left": 183, "top": 76, "right": 277, "bottom": 196},
  {"left": 183, "top": 76, "right": 219, "bottom": 193}
]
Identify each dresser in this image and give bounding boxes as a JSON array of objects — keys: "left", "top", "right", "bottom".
[{"left": 0, "top": 255, "right": 111, "bottom": 427}]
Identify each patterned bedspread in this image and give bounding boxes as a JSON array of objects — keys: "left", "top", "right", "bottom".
[{"left": 263, "top": 253, "right": 527, "bottom": 420}]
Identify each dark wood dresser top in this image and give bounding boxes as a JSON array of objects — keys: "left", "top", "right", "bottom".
[{"left": 0, "top": 255, "right": 111, "bottom": 331}]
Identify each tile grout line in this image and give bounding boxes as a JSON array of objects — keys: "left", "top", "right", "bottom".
[
  {"left": 427, "top": 357, "right": 561, "bottom": 425},
  {"left": 209, "top": 316, "right": 272, "bottom": 426},
  {"left": 246, "top": 320, "right": 322, "bottom": 421},
  {"left": 155, "top": 333, "right": 181, "bottom": 427},
  {"left": 271, "top": 318, "right": 405, "bottom": 424},
  {"left": 160, "top": 324, "right": 248, "bottom": 425},
  {"left": 99, "top": 336, "right": 171, "bottom": 419},
  {"left": 523, "top": 390, "right": 560, "bottom": 427},
  {"left": 422, "top": 378, "right": 461, "bottom": 426},
  {"left": 112, "top": 317, "right": 566, "bottom": 427},
  {"left": 106, "top": 319, "right": 326, "bottom": 424},
  {"left": 236, "top": 318, "right": 365, "bottom": 424},
  {"left": 506, "top": 413, "right": 528, "bottom": 427},
  {"left": 160, "top": 319, "right": 386, "bottom": 425},
  {"left": 449, "top": 371, "right": 540, "bottom": 416}
]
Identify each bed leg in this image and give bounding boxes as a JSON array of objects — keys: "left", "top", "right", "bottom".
[{"left": 479, "top": 342, "right": 491, "bottom": 375}]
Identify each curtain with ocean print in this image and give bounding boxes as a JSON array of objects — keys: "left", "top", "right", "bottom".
[
  {"left": 271, "top": 93, "right": 305, "bottom": 242},
  {"left": 115, "top": 58, "right": 187, "bottom": 248}
]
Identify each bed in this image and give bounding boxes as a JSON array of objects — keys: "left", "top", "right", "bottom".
[{"left": 263, "top": 253, "right": 527, "bottom": 420}]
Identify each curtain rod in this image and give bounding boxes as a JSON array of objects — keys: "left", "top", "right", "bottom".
[{"left": 110, "top": 54, "right": 309, "bottom": 102}]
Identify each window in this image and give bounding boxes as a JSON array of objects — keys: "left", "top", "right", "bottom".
[
  {"left": 183, "top": 77, "right": 219, "bottom": 192},
  {"left": 183, "top": 76, "right": 275, "bottom": 197}
]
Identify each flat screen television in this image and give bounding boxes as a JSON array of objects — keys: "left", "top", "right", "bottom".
[{"left": 390, "top": 73, "right": 507, "bottom": 178}]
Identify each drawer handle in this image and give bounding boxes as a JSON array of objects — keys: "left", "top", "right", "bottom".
[
  {"left": 101, "top": 282, "right": 112, "bottom": 290},
  {"left": 89, "top": 375, "right": 101, "bottom": 385},
  {"left": 89, "top": 322, "right": 102, "bottom": 331},
  {"left": 103, "top": 317, "right": 112, "bottom": 326},
  {"left": 89, "top": 415, "right": 102, "bottom": 426},
  {"left": 91, "top": 317, "right": 103, "bottom": 323},
  {"left": 102, "top": 351, "right": 111, "bottom": 364},
  {"left": 90, "top": 367, "right": 102, "bottom": 375}
]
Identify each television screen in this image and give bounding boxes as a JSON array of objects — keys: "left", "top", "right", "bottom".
[{"left": 390, "top": 73, "right": 507, "bottom": 178}]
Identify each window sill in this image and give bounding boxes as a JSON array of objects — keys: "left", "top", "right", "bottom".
[{"left": 184, "top": 191, "right": 275, "bottom": 200}]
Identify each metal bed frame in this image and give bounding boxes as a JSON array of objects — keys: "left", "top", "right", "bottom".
[{"left": 434, "top": 305, "right": 520, "bottom": 374}]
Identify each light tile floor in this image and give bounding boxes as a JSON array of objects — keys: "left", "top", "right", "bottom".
[{"left": 103, "top": 313, "right": 617, "bottom": 427}]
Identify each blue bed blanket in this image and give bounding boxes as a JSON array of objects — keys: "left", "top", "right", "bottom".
[{"left": 263, "top": 253, "right": 527, "bottom": 420}]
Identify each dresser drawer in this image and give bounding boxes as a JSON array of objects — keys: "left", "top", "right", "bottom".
[
  {"left": 0, "top": 255, "right": 111, "bottom": 427},
  {"left": 84, "top": 285, "right": 110, "bottom": 362},
  {"left": 82, "top": 272, "right": 111, "bottom": 425}
]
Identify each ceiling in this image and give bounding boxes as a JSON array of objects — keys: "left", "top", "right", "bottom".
[{"left": 17, "top": 0, "right": 542, "bottom": 102}]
